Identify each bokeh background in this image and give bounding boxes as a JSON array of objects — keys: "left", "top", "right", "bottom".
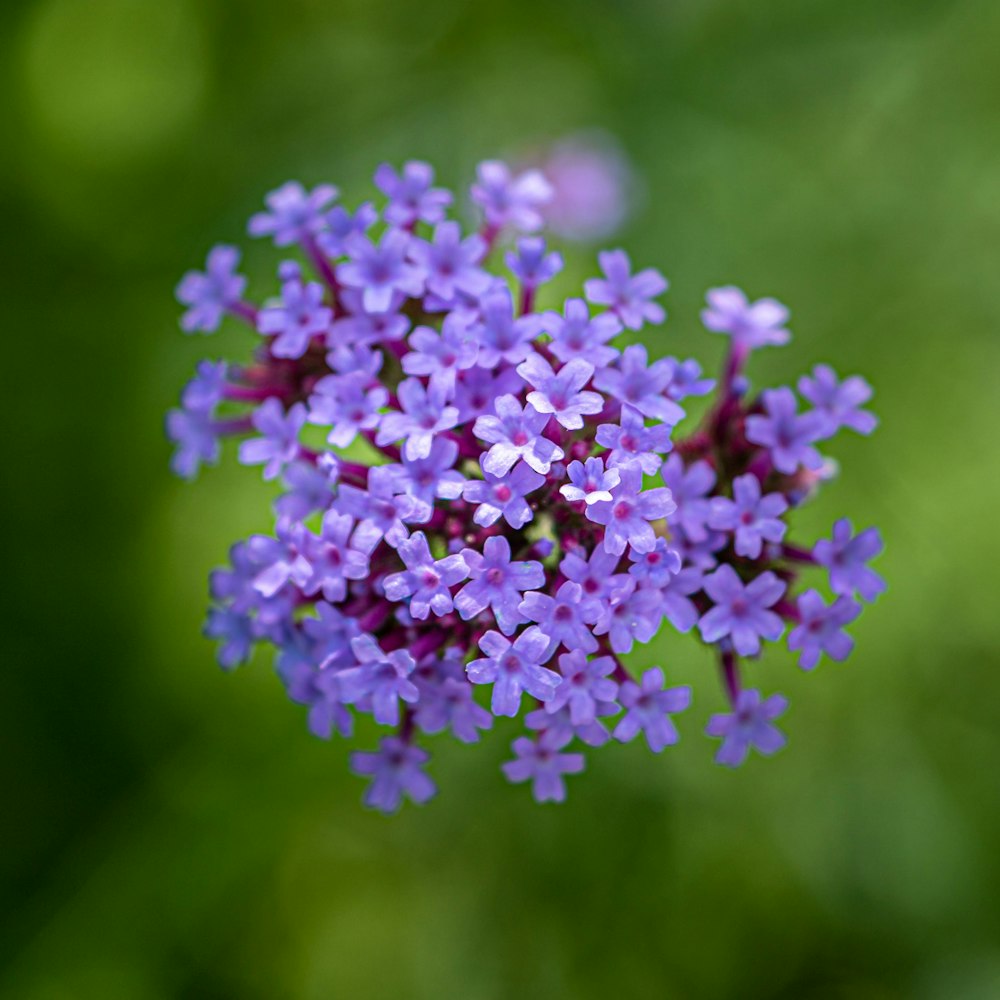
[{"left": 4, "top": 0, "right": 1000, "bottom": 997}]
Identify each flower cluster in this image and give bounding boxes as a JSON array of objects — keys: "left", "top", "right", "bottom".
[{"left": 170, "top": 160, "right": 884, "bottom": 812}]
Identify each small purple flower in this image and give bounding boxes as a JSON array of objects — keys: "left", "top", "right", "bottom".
[
  {"left": 338, "top": 634, "right": 418, "bottom": 726},
  {"left": 665, "top": 358, "right": 715, "bottom": 401},
  {"left": 280, "top": 656, "right": 354, "bottom": 741},
  {"left": 382, "top": 531, "right": 469, "bottom": 620},
  {"left": 248, "top": 181, "right": 338, "bottom": 246},
  {"left": 698, "top": 565, "right": 785, "bottom": 656},
  {"left": 462, "top": 463, "right": 545, "bottom": 530},
  {"left": 257, "top": 277, "right": 332, "bottom": 359},
  {"left": 415, "top": 677, "right": 493, "bottom": 743},
  {"left": 586, "top": 461, "right": 677, "bottom": 556},
  {"left": 467, "top": 627, "right": 560, "bottom": 716},
  {"left": 705, "top": 688, "right": 788, "bottom": 767},
  {"left": 628, "top": 538, "right": 682, "bottom": 588},
  {"left": 456, "top": 536, "right": 545, "bottom": 635},
  {"left": 560, "top": 456, "right": 621, "bottom": 505},
  {"left": 788, "top": 589, "right": 862, "bottom": 670},
  {"left": 308, "top": 373, "right": 387, "bottom": 448},
  {"left": 316, "top": 201, "right": 377, "bottom": 258},
  {"left": 176, "top": 246, "right": 247, "bottom": 333},
  {"left": 745, "top": 387, "right": 825, "bottom": 475},
  {"left": 594, "top": 344, "right": 685, "bottom": 423},
  {"left": 545, "top": 650, "right": 618, "bottom": 726},
  {"left": 613, "top": 667, "right": 691, "bottom": 752},
  {"left": 374, "top": 160, "right": 452, "bottom": 227},
  {"left": 274, "top": 458, "right": 337, "bottom": 520},
  {"left": 350, "top": 737, "right": 436, "bottom": 814},
  {"left": 238, "top": 399, "right": 307, "bottom": 480},
  {"left": 701, "top": 286, "right": 790, "bottom": 349},
  {"left": 593, "top": 577, "right": 664, "bottom": 654},
  {"left": 204, "top": 606, "right": 257, "bottom": 669},
  {"left": 338, "top": 229, "right": 425, "bottom": 312},
  {"left": 166, "top": 404, "right": 220, "bottom": 479},
  {"left": 451, "top": 365, "right": 523, "bottom": 423},
  {"left": 519, "top": 581, "right": 599, "bottom": 656},
  {"left": 408, "top": 221, "right": 490, "bottom": 302},
  {"left": 528, "top": 703, "right": 615, "bottom": 748},
  {"left": 328, "top": 289, "right": 410, "bottom": 347},
  {"left": 389, "top": 437, "right": 465, "bottom": 505},
  {"left": 658, "top": 566, "right": 705, "bottom": 633},
  {"left": 377, "top": 377, "right": 459, "bottom": 461},
  {"left": 506, "top": 237, "right": 563, "bottom": 289},
  {"left": 708, "top": 473, "right": 788, "bottom": 559},
  {"left": 584, "top": 250, "right": 667, "bottom": 330},
  {"left": 660, "top": 455, "right": 717, "bottom": 543},
  {"left": 798, "top": 364, "right": 878, "bottom": 438},
  {"left": 596, "top": 404, "right": 673, "bottom": 475},
  {"left": 337, "top": 465, "right": 431, "bottom": 553},
  {"left": 517, "top": 353, "right": 603, "bottom": 430},
  {"left": 402, "top": 314, "right": 479, "bottom": 391},
  {"left": 471, "top": 160, "right": 553, "bottom": 233},
  {"left": 300, "top": 509, "right": 370, "bottom": 602},
  {"left": 559, "top": 544, "right": 626, "bottom": 606},
  {"left": 469, "top": 287, "right": 544, "bottom": 368},
  {"left": 545, "top": 297, "right": 622, "bottom": 367},
  {"left": 181, "top": 360, "right": 228, "bottom": 412},
  {"left": 473, "top": 394, "right": 564, "bottom": 476},
  {"left": 501, "top": 730, "right": 584, "bottom": 803},
  {"left": 813, "top": 518, "right": 886, "bottom": 602}
]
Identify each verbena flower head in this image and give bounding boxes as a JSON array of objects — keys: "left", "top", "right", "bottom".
[{"left": 169, "top": 158, "right": 884, "bottom": 812}]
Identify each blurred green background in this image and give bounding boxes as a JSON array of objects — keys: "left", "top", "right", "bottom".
[{"left": 4, "top": 0, "right": 1000, "bottom": 997}]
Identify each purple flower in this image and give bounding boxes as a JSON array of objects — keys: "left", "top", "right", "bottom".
[
  {"left": 238, "top": 399, "right": 307, "bottom": 480},
  {"left": 337, "top": 229, "right": 425, "bottom": 312},
  {"left": 544, "top": 297, "right": 622, "bottom": 367},
  {"left": 788, "top": 589, "right": 862, "bottom": 670},
  {"left": 469, "top": 287, "right": 543, "bottom": 368},
  {"left": 705, "top": 689, "right": 788, "bottom": 767},
  {"left": 559, "top": 544, "right": 627, "bottom": 606},
  {"left": 257, "top": 277, "right": 332, "bottom": 359},
  {"left": 813, "top": 518, "right": 886, "bottom": 602},
  {"left": 338, "top": 635, "right": 418, "bottom": 726},
  {"left": 181, "top": 360, "right": 228, "bottom": 412},
  {"left": 593, "top": 577, "right": 664, "bottom": 653},
  {"left": 519, "top": 581, "right": 599, "bottom": 656},
  {"left": 473, "top": 394, "right": 564, "bottom": 476},
  {"left": 308, "top": 373, "right": 387, "bottom": 448},
  {"left": 745, "top": 387, "right": 825, "bottom": 475},
  {"left": 176, "top": 246, "right": 247, "bottom": 333},
  {"left": 402, "top": 315, "right": 479, "bottom": 391},
  {"left": 377, "top": 377, "right": 459, "bottom": 461},
  {"left": 613, "top": 667, "right": 691, "bottom": 752},
  {"left": 350, "top": 737, "right": 436, "bottom": 813},
  {"left": 584, "top": 250, "right": 667, "bottom": 330},
  {"left": 596, "top": 404, "right": 673, "bottom": 475},
  {"left": 528, "top": 703, "right": 615, "bottom": 748},
  {"left": 657, "top": 566, "right": 705, "bottom": 633},
  {"left": 501, "top": 730, "right": 585, "bottom": 803},
  {"left": 337, "top": 465, "right": 431, "bottom": 553},
  {"left": 586, "top": 461, "right": 677, "bottom": 556},
  {"left": 665, "top": 358, "right": 715, "bottom": 401},
  {"left": 316, "top": 201, "right": 377, "bottom": 258},
  {"left": 299, "top": 509, "right": 370, "bottom": 601},
  {"left": 560, "top": 456, "right": 621, "bottom": 505},
  {"left": 545, "top": 650, "right": 618, "bottom": 726},
  {"left": 456, "top": 536, "right": 544, "bottom": 635},
  {"left": 166, "top": 404, "right": 220, "bottom": 479},
  {"left": 660, "top": 455, "right": 717, "bottom": 543},
  {"left": 275, "top": 458, "right": 338, "bottom": 520},
  {"left": 451, "top": 365, "right": 523, "bottom": 423},
  {"left": 204, "top": 606, "right": 257, "bottom": 669},
  {"left": 708, "top": 473, "right": 788, "bottom": 559},
  {"left": 382, "top": 531, "right": 469, "bottom": 620},
  {"left": 248, "top": 181, "right": 338, "bottom": 246},
  {"left": 374, "top": 160, "right": 451, "bottom": 227},
  {"left": 593, "top": 344, "right": 685, "bottom": 423},
  {"left": 415, "top": 677, "right": 493, "bottom": 743},
  {"left": 467, "top": 627, "right": 560, "bottom": 716},
  {"left": 701, "top": 286, "right": 790, "bottom": 349},
  {"left": 462, "top": 463, "right": 545, "bottom": 530},
  {"left": 389, "top": 437, "right": 465, "bottom": 505},
  {"left": 279, "top": 655, "right": 354, "bottom": 741},
  {"left": 628, "top": 538, "right": 682, "bottom": 588},
  {"left": 798, "top": 364, "right": 878, "bottom": 437},
  {"left": 408, "top": 221, "right": 490, "bottom": 302},
  {"left": 328, "top": 289, "right": 410, "bottom": 347},
  {"left": 698, "top": 565, "right": 785, "bottom": 656},
  {"left": 516, "top": 353, "right": 603, "bottom": 430},
  {"left": 506, "top": 237, "right": 563, "bottom": 288},
  {"left": 471, "top": 160, "right": 553, "bottom": 233}
]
